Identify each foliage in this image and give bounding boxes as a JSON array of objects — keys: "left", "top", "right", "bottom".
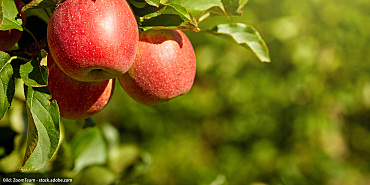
[
  {"left": 0, "top": 0, "right": 269, "bottom": 175},
  {"left": 1, "top": 0, "right": 370, "bottom": 185}
]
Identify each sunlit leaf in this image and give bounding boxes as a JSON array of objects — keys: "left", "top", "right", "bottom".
[
  {"left": 0, "top": 51, "right": 15, "bottom": 120},
  {"left": 0, "top": 0, "right": 23, "bottom": 31},
  {"left": 206, "top": 23, "right": 271, "bottom": 62},
  {"left": 21, "top": 86, "right": 60, "bottom": 172},
  {"left": 167, "top": 0, "right": 225, "bottom": 15},
  {"left": 165, "top": 4, "right": 193, "bottom": 22}
]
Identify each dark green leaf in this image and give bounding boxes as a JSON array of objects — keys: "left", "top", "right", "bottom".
[
  {"left": 25, "top": 7, "right": 51, "bottom": 24},
  {"left": 70, "top": 127, "right": 107, "bottom": 174},
  {"left": 21, "top": 0, "right": 56, "bottom": 13},
  {"left": 128, "top": 0, "right": 147, "bottom": 8},
  {"left": 21, "top": 86, "right": 60, "bottom": 172},
  {"left": 141, "top": 14, "right": 183, "bottom": 28},
  {"left": 0, "top": 51, "right": 15, "bottom": 120},
  {"left": 205, "top": 23, "right": 271, "bottom": 62},
  {"left": 0, "top": 0, "right": 23, "bottom": 31},
  {"left": 20, "top": 59, "right": 48, "bottom": 87}
]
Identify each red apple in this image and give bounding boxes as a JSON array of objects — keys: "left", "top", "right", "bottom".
[
  {"left": 47, "top": 55, "right": 114, "bottom": 120},
  {"left": 118, "top": 29, "right": 196, "bottom": 106},
  {"left": 0, "top": 0, "right": 26, "bottom": 51},
  {"left": 47, "top": 0, "right": 138, "bottom": 82}
]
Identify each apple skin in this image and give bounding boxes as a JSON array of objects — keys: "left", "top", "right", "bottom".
[
  {"left": 118, "top": 29, "right": 196, "bottom": 106},
  {"left": 46, "top": 55, "right": 114, "bottom": 120},
  {"left": 0, "top": 0, "right": 26, "bottom": 51},
  {"left": 47, "top": 0, "right": 138, "bottom": 82}
]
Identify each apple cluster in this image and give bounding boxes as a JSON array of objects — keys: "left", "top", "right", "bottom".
[{"left": 45, "top": 0, "right": 196, "bottom": 120}]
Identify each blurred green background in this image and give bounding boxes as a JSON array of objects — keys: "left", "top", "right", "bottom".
[
  {"left": 97, "top": 0, "right": 370, "bottom": 184},
  {"left": 1, "top": 0, "right": 370, "bottom": 184}
]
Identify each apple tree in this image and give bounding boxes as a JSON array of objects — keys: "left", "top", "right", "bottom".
[{"left": 0, "top": 0, "right": 270, "bottom": 182}]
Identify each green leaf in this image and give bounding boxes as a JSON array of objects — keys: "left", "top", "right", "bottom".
[
  {"left": 164, "top": 4, "right": 193, "bottom": 21},
  {"left": 205, "top": 23, "right": 271, "bottom": 62},
  {"left": 70, "top": 127, "right": 107, "bottom": 174},
  {"left": 165, "top": 0, "right": 250, "bottom": 23},
  {"left": 128, "top": 0, "right": 147, "bottom": 8},
  {"left": 140, "top": 14, "right": 183, "bottom": 28},
  {"left": 101, "top": 123, "right": 120, "bottom": 150},
  {"left": 20, "top": 58, "right": 48, "bottom": 87},
  {"left": 167, "top": 0, "right": 229, "bottom": 23},
  {"left": 21, "top": 86, "right": 60, "bottom": 172},
  {"left": 132, "top": 4, "right": 166, "bottom": 18},
  {"left": 135, "top": 3, "right": 198, "bottom": 31},
  {"left": 0, "top": 0, "right": 23, "bottom": 31},
  {"left": 9, "top": 53, "right": 29, "bottom": 79},
  {"left": 0, "top": 51, "right": 15, "bottom": 120},
  {"left": 21, "top": 0, "right": 56, "bottom": 13},
  {"left": 167, "top": 0, "right": 225, "bottom": 15},
  {"left": 144, "top": 0, "right": 160, "bottom": 7},
  {"left": 221, "top": 0, "right": 249, "bottom": 16},
  {"left": 0, "top": 0, "right": 3, "bottom": 27}
]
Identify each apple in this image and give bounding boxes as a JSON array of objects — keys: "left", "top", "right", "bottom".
[
  {"left": 47, "top": 0, "right": 138, "bottom": 82},
  {"left": 118, "top": 29, "right": 196, "bottom": 106},
  {"left": 0, "top": 0, "right": 26, "bottom": 51},
  {"left": 46, "top": 55, "right": 114, "bottom": 120}
]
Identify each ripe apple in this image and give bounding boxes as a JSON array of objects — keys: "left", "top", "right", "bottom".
[
  {"left": 46, "top": 55, "right": 114, "bottom": 120},
  {"left": 118, "top": 29, "right": 196, "bottom": 106},
  {"left": 47, "top": 0, "right": 138, "bottom": 82},
  {"left": 0, "top": 0, "right": 26, "bottom": 51}
]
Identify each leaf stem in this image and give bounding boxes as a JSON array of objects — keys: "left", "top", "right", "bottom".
[
  {"left": 23, "top": 27, "right": 40, "bottom": 49},
  {"left": 10, "top": 56, "right": 31, "bottom": 63}
]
